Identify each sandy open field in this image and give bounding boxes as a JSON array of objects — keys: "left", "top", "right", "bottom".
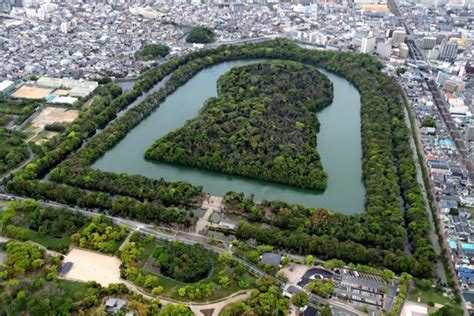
[
  {"left": 30, "top": 106, "right": 78, "bottom": 134},
  {"left": 62, "top": 248, "right": 122, "bottom": 287},
  {"left": 281, "top": 264, "right": 308, "bottom": 284},
  {"left": 362, "top": 4, "right": 390, "bottom": 13},
  {"left": 11, "top": 85, "right": 52, "bottom": 99},
  {"left": 54, "top": 89, "right": 70, "bottom": 96},
  {"left": 401, "top": 301, "right": 428, "bottom": 316}
]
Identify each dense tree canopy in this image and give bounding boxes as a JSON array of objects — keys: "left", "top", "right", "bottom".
[
  {"left": 220, "top": 277, "right": 289, "bottom": 316},
  {"left": 186, "top": 26, "right": 215, "bottom": 44},
  {"left": 0, "top": 128, "right": 28, "bottom": 174},
  {"left": 70, "top": 216, "right": 127, "bottom": 253},
  {"left": 153, "top": 242, "right": 212, "bottom": 283},
  {"left": 0, "top": 241, "right": 45, "bottom": 279},
  {"left": 146, "top": 62, "right": 332, "bottom": 190},
  {"left": 136, "top": 43, "right": 171, "bottom": 60},
  {"left": 1, "top": 199, "right": 86, "bottom": 238}
]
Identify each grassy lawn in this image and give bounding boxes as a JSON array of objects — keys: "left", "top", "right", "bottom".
[
  {"left": 466, "top": 207, "right": 474, "bottom": 218},
  {"left": 219, "top": 300, "right": 247, "bottom": 316},
  {"left": 0, "top": 200, "right": 9, "bottom": 210},
  {"left": 408, "top": 286, "right": 457, "bottom": 306},
  {"left": 55, "top": 279, "right": 88, "bottom": 297},
  {"left": 138, "top": 238, "right": 159, "bottom": 269},
  {"left": 27, "top": 230, "right": 71, "bottom": 252}
]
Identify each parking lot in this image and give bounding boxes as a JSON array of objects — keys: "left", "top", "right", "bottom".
[
  {"left": 297, "top": 267, "right": 334, "bottom": 287},
  {"left": 296, "top": 267, "right": 398, "bottom": 313},
  {"left": 332, "top": 269, "right": 398, "bottom": 312}
]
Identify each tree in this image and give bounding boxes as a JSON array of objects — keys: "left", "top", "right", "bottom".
[
  {"left": 305, "top": 255, "right": 314, "bottom": 266},
  {"left": 218, "top": 252, "right": 233, "bottom": 266},
  {"left": 396, "top": 67, "right": 407, "bottom": 76},
  {"left": 281, "top": 256, "right": 291, "bottom": 266},
  {"left": 157, "top": 304, "right": 194, "bottom": 316},
  {"left": 137, "top": 44, "right": 171, "bottom": 60},
  {"left": 145, "top": 62, "right": 332, "bottom": 191},
  {"left": 431, "top": 304, "right": 463, "bottom": 316},
  {"left": 185, "top": 26, "right": 215, "bottom": 44},
  {"left": 219, "top": 274, "right": 230, "bottom": 288},
  {"left": 417, "top": 279, "right": 432, "bottom": 291},
  {"left": 291, "top": 291, "right": 308, "bottom": 307},
  {"left": 151, "top": 286, "right": 164, "bottom": 295},
  {"left": 154, "top": 242, "right": 212, "bottom": 283},
  {"left": 306, "top": 280, "right": 334, "bottom": 298},
  {"left": 320, "top": 305, "right": 333, "bottom": 316},
  {"left": 421, "top": 118, "right": 436, "bottom": 128}
]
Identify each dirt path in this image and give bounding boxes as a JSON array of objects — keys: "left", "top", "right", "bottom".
[
  {"left": 189, "top": 291, "right": 252, "bottom": 316},
  {"left": 125, "top": 279, "right": 252, "bottom": 316},
  {"left": 118, "top": 232, "right": 133, "bottom": 252}
]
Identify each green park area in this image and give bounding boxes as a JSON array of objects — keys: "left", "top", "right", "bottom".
[
  {"left": 120, "top": 235, "right": 256, "bottom": 302},
  {"left": 408, "top": 280, "right": 459, "bottom": 307}
]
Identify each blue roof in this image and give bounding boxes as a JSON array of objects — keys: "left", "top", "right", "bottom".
[
  {"left": 46, "top": 93, "right": 59, "bottom": 102},
  {"left": 448, "top": 240, "right": 457, "bottom": 249},
  {"left": 461, "top": 243, "right": 474, "bottom": 250},
  {"left": 439, "top": 139, "right": 455, "bottom": 148}
]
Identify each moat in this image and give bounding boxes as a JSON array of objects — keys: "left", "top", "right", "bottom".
[{"left": 97, "top": 60, "right": 365, "bottom": 214}]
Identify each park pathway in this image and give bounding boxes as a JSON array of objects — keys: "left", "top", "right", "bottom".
[{"left": 195, "top": 195, "right": 223, "bottom": 234}]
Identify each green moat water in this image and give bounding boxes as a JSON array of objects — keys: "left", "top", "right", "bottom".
[{"left": 96, "top": 60, "right": 365, "bottom": 214}]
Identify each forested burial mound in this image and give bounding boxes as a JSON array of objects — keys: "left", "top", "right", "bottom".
[{"left": 145, "top": 61, "right": 334, "bottom": 191}]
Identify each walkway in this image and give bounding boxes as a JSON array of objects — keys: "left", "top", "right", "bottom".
[
  {"left": 124, "top": 278, "right": 251, "bottom": 316},
  {"left": 195, "top": 195, "right": 223, "bottom": 234},
  {"left": 189, "top": 291, "right": 252, "bottom": 316}
]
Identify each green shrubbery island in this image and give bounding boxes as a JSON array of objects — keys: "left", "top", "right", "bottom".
[{"left": 145, "top": 61, "right": 333, "bottom": 191}]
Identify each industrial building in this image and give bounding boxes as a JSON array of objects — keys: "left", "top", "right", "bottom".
[
  {"left": 36, "top": 77, "right": 98, "bottom": 98},
  {"left": 0, "top": 80, "right": 15, "bottom": 97}
]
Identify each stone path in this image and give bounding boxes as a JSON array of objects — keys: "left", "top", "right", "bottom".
[{"left": 195, "top": 195, "right": 223, "bottom": 234}]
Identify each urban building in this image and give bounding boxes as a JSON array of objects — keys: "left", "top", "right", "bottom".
[
  {"left": 399, "top": 42, "right": 409, "bottom": 58},
  {"left": 0, "top": 0, "right": 21, "bottom": 13},
  {"left": 421, "top": 36, "right": 437, "bottom": 50},
  {"left": 392, "top": 28, "right": 406, "bottom": 45},
  {"left": 376, "top": 40, "right": 392, "bottom": 59},
  {"left": 0, "top": 80, "right": 15, "bottom": 97},
  {"left": 439, "top": 40, "right": 459, "bottom": 61},
  {"left": 360, "top": 35, "right": 376, "bottom": 53}
]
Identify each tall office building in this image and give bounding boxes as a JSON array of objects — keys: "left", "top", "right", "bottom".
[
  {"left": 360, "top": 36, "right": 376, "bottom": 53},
  {"left": 392, "top": 28, "right": 406, "bottom": 45},
  {"left": 399, "top": 43, "right": 409, "bottom": 58},
  {"left": 422, "top": 36, "right": 437, "bottom": 49},
  {"left": 438, "top": 40, "right": 458, "bottom": 61},
  {"left": 376, "top": 40, "right": 392, "bottom": 59}
]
